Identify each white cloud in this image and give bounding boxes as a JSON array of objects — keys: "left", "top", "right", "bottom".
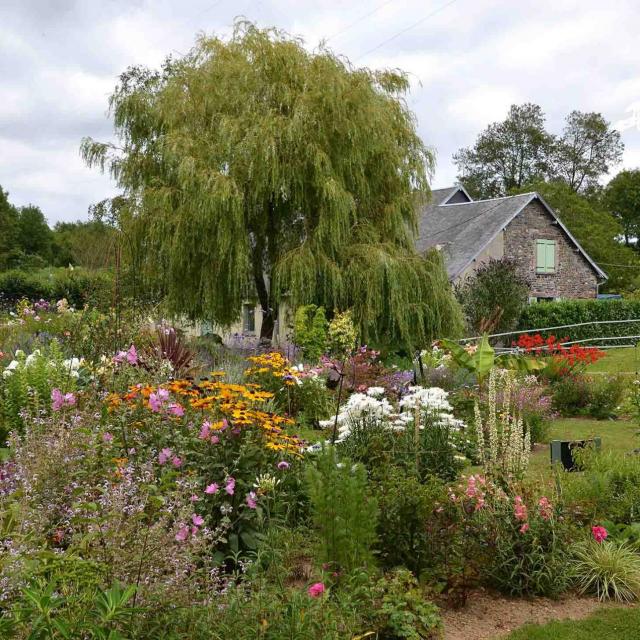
[{"left": 0, "top": 0, "right": 638, "bottom": 222}]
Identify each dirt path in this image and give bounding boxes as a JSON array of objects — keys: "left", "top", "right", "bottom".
[{"left": 441, "top": 589, "right": 606, "bottom": 640}]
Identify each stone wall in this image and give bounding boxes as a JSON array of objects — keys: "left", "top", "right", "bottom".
[{"left": 503, "top": 199, "right": 599, "bottom": 299}]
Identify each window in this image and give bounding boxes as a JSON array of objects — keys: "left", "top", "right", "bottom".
[
  {"left": 242, "top": 304, "right": 256, "bottom": 333},
  {"left": 536, "top": 239, "right": 556, "bottom": 274}
]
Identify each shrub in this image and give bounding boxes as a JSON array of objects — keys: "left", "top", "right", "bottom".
[
  {"left": 305, "top": 447, "right": 378, "bottom": 574},
  {"left": 518, "top": 298, "right": 640, "bottom": 346},
  {"left": 293, "top": 305, "right": 328, "bottom": 361},
  {"left": 456, "top": 258, "right": 529, "bottom": 334},
  {"left": 551, "top": 374, "right": 626, "bottom": 418},
  {"left": 327, "top": 310, "right": 357, "bottom": 358},
  {"left": 572, "top": 540, "right": 640, "bottom": 602}
]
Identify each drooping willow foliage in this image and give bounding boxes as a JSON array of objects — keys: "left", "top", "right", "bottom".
[{"left": 81, "top": 20, "right": 463, "bottom": 345}]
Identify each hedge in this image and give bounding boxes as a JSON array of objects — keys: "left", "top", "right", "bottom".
[
  {"left": 0, "top": 268, "right": 114, "bottom": 310},
  {"left": 517, "top": 299, "right": 640, "bottom": 345}
]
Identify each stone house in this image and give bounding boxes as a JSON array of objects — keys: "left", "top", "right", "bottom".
[{"left": 416, "top": 186, "right": 607, "bottom": 301}]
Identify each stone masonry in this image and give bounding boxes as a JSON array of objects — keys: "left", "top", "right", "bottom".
[{"left": 503, "top": 200, "right": 599, "bottom": 299}]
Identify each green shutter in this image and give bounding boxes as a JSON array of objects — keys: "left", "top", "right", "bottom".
[{"left": 536, "top": 239, "right": 556, "bottom": 273}]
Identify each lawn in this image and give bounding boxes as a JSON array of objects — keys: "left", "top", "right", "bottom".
[
  {"left": 587, "top": 346, "right": 640, "bottom": 374},
  {"left": 503, "top": 606, "right": 640, "bottom": 639},
  {"left": 528, "top": 417, "right": 638, "bottom": 479}
]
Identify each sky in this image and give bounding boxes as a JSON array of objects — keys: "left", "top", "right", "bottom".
[{"left": 1, "top": 0, "right": 639, "bottom": 225}]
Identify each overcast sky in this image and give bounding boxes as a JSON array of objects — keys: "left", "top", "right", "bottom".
[{"left": 1, "top": 0, "right": 639, "bottom": 224}]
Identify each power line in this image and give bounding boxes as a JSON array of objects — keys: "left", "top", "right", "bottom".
[
  {"left": 354, "top": 0, "right": 459, "bottom": 61},
  {"left": 324, "top": 0, "right": 396, "bottom": 43}
]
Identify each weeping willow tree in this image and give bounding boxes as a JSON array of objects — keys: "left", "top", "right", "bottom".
[{"left": 81, "top": 21, "right": 462, "bottom": 345}]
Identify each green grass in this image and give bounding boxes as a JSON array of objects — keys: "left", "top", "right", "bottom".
[
  {"left": 528, "top": 418, "right": 639, "bottom": 479},
  {"left": 503, "top": 606, "right": 640, "bottom": 639},
  {"left": 587, "top": 346, "right": 640, "bottom": 374}
]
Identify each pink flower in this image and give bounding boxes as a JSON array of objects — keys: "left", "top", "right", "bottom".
[
  {"left": 538, "top": 497, "right": 553, "bottom": 521},
  {"left": 168, "top": 403, "right": 184, "bottom": 417},
  {"left": 102, "top": 432, "right": 113, "bottom": 443},
  {"left": 158, "top": 448, "right": 172, "bottom": 465},
  {"left": 205, "top": 483, "right": 219, "bottom": 494},
  {"left": 225, "top": 477, "right": 235, "bottom": 496},
  {"left": 126, "top": 344, "right": 138, "bottom": 365},
  {"left": 277, "top": 460, "right": 290, "bottom": 470},
  {"left": 171, "top": 456, "right": 182, "bottom": 468},
  {"left": 149, "top": 393, "right": 162, "bottom": 413},
  {"left": 307, "top": 582, "right": 325, "bottom": 598},
  {"left": 520, "top": 523, "right": 530, "bottom": 534},
  {"left": 157, "top": 388, "right": 170, "bottom": 402},
  {"left": 113, "top": 350, "right": 127, "bottom": 363},
  {"left": 514, "top": 496, "right": 528, "bottom": 522},
  {"left": 246, "top": 491, "right": 258, "bottom": 509},
  {"left": 192, "top": 514, "right": 204, "bottom": 527},
  {"left": 51, "top": 388, "right": 75, "bottom": 411},
  {"left": 199, "top": 421, "right": 211, "bottom": 439},
  {"left": 210, "top": 435, "right": 220, "bottom": 444},
  {"left": 592, "top": 525, "right": 608, "bottom": 543},
  {"left": 175, "top": 525, "right": 189, "bottom": 542},
  {"left": 190, "top": 494, "right": 200, "bottom": 502}
]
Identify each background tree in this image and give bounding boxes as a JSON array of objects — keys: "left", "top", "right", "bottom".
[
  {"left": 81, "top": 22, "right": 463, "bottom": 346},
  {"left": 15, "top": 205, "right": 54, "bottom": 262},
  {"left": 513, "top": 180, "right": 640, "bottom": 292},
  {"left": 551, "top": 111, "right": 623, "bottom": 193},
  {"left": 453, "top": 104, "right": 553, "bottom": 199},
  {"left": 52, "top": 221, "right": 117, "bottom": 269},
  {"left": 455, "top": 104, "right": 623, "bottom": 199},
  {"left": 0, "top": 186, "right": 18, "bottom": 270},
  {"left": 455, "top": 258, "right": 530, "bottom": 335},
  {"left": 604, "top": 169, "right": 640, "bottom": 247}
]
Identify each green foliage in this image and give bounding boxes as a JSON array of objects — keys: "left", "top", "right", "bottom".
[
  {"left": 551, "top": 374, "right": 627, "bottom": 419},
  {"left": 53, "top": 220, "right": 118, "bottom": 269},
  {"left": 327, "top": 309, "right": 358, "bottom": 357},
  {"left": 293, "top": 305, "right": 328, "bottom": 361},
  {"left": 81, "top": 21, "right": 462, "bottom": 345},
  {"left": 605, "top": 169, "right": 640, "bottom": 247},
  {"left": 455, "top": 258, "right": 530, "bottom": 334},
  {"left": 518, "top": 298, "right": 640, "bottom": 345},
  {"left": 572, "top": 540, "right": 640, "bottom": 602},
  {"left": 0, "top": 267, "right": 114, "bottom": 310},
  {"left": 306, "top": 447, "right": 378, "bottom": 573},
  {"left": 372, "top": 469, "right": 445, "bottom": 575}
]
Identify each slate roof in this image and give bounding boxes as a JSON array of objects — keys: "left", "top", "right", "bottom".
[{"left": 416, "top": 187, "right": 607, "bottom": 281}]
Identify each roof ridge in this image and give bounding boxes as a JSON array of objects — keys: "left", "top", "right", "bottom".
[{"left": 440, "top": 192, "right": 535, "bottom": 206}]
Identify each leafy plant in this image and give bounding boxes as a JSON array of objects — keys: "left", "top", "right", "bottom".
[
  {"left": 572, "top": 540, "right": 640, "bottom": 602},
  {"left": 306, "top": 446, "right": 378, "bottom": 574},
  {"left": 293, "top": 305, "right": 328, "bottom": 362}
]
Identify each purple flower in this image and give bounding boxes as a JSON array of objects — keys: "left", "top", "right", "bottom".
[
  {"left": 277, "top": 460, "right": 290, "bottom": 470},
  {"left": 246, "top": 491, "right": 258, "bottom": 509},
  {"left": 51, "top": 388, "right": 75, "bottom": 411},
  {"left": 102, "top": 432, "right": 114, "bottom": 443},
  {"left": 199, "top": 421, "right": 211, "bottom": 439},
  {"left": 149, "top": 393, "right": 162, "bottom": 413},
  {"left": 205, "top": 483, "right": 219, "bottom": 494},
  {"left": 158, "top": 448, "right": 172, "bottom": 465},
  {"left": 192, "top": 514, "right": 204, "bottom": 527},
  {"left": 157, "top": 388, "right": 170, "bottom": 402},
  {"left": 225, "top": 477, "right": 236, "bottom": 496}
]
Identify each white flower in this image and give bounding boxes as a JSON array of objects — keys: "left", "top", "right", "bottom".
[{"left": 366, "top": 386, "right": 385, "bottom": 398}]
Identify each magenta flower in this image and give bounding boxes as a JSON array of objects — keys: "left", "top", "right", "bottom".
[
  {"left": 126, "top": 344, "right": 138, "bottom": 365},
  {"left": 277, "top": 460, "right": 290, "bottom": 470},
  {"left": 225, "top": 477, "right": 236, "bottom": 495},
  {"left": 307, "top": 582, "right": 326, "bottom": 598},
  {"left": 168, "top": 403, "right": 184, "bottom": 417},
  {"left": 158, "top": 448, "right": 172, "bottom": 465},
  {"left": 192, "top": 514, "right": 205, "bottom": 527},
  {"left": 246, "top": 491, "right": 258, "bottom": 509},
  {"left": 175, "top": 525, "right": 189, "bottom": 542},
  {"left": 592, "top": 525, "right": 608, "bottom": 543},
  {"left": 102, "top": 432, "right": 114, "bottom": 443},
  {"left": 205, "top": 483, "right": 219, "bottom": 494},
  {"left": 171, "top": 456, "right": 183, "bottom": 468}
]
